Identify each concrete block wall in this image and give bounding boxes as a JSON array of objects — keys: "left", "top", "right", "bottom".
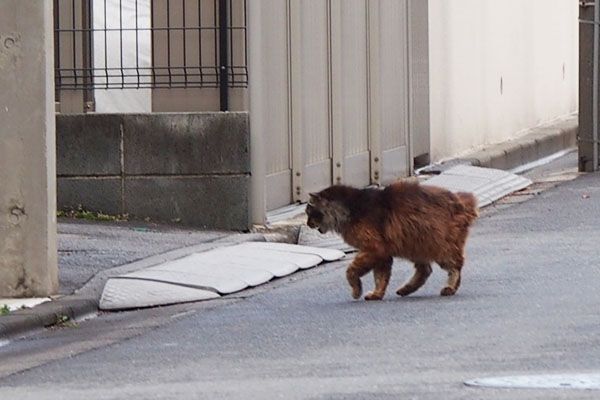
[{"left": 56, "top": 113, "right": 250, "bottom": 230}]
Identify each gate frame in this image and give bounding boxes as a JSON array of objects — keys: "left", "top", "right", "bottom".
[{"left": 580, "top": 0, "right": 600, "bottom": 172}]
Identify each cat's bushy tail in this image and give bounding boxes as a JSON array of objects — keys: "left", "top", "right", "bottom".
[{"left": 457, "top": 192, "right": 479, "bottom": 222}]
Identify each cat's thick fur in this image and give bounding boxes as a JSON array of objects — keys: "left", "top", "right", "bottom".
[{"left": 306, "top": 181, "right": 478, "bottom": 300}]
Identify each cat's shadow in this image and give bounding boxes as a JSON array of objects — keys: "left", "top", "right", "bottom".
[{"left": 338, "top": 292, "right": 478, "bottom": 307}]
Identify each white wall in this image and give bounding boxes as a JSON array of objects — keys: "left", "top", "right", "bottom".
[
  {"left": 429, "top": 0, "right": 578, "bottom": 162},
  {"left": 93, "top": 0, "right": 151, "bottom": 112}
]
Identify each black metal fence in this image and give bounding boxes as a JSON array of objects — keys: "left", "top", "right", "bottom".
[{"left": 54, "top": 0, "right": 247, "bottom": 109}]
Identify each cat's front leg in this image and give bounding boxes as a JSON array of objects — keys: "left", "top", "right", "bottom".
[
  {"left": 345, "top": 251, "right": 376, "bottom": 300},
  {"left": 346, "top": 265, "right": 364, "bottom": 299}
]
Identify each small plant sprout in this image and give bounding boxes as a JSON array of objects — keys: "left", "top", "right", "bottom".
[{"left": 54, "top": 313, "right": 78, "bottom": 328}]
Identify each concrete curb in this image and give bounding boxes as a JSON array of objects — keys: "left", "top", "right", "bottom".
[
  {"left": 0, "top": 296, "right": 98, "bottom": 339},
  {"left": 0, "top": 232, "right": 270, "bottom": 341},
  {"left": 422, "top": 116, "right": 578, "bottom": 173}
]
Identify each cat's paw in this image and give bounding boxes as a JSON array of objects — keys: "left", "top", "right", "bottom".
[
  {"left": 440, "top": 287, "right": 456, "bottom": 296},
  {"left": 364, "top": 291, "right": 383, "bottom": 301},
  {"left": 350, "top": 286, "right": 362, "bottom": 299},
  {"left": 396, "top": 285, "right": 415, "bottom": 297}
]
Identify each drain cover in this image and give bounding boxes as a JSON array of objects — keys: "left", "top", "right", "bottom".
[{"left": 465, "top": 373, "right": 600, "bottom": 390}]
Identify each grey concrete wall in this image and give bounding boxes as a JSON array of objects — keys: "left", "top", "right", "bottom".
[
  {"left": 57, "top": 112, "right": 251, "bottom": 231},
  {"left": 0, "top": 1, "right": 58, "bottom": 297}
]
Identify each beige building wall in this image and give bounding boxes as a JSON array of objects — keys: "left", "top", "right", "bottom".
[
  {"left": 429, "top": 0, "right": 578, "bottom": 162},
  {"left": 54, "top": 0, "right": 88, "bottom": 113},
  {"left": 249, "top": 0, "right": 427, "bottom": 220},
  {"left": 151, "top": 0, "right": 248, "bottom": 112},
  {"left": 0, "top": 1, "right": 58, "bottom": 296}
]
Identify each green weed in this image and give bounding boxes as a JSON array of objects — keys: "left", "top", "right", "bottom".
[
  {"left": 58, "top": 205, "right": 129, "bottom": 222},
  {"left": 54, "top": 313, "right": 78, "bottom": 328}
]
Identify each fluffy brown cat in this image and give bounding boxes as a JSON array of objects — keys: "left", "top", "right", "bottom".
[{"left": 306, "top": 181, "right": 478, "bottom": 300}]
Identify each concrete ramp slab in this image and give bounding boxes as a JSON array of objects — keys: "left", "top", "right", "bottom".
[
  {"left": 99, "top": 242, "right": 345, "bottom": 311},
  {"left": 208, "top": 246, "right": 319, "bottom": 273},
  {"left": 236, "top": 242, "right": 345, "bottom": 262},
  {"left": 100, "top": 278, "right": 220, "bottom": 310},
  {"left": 423, "top": 165, "right": 533, "bottom": 207},
  {"left": 124, "top": 269, "right": 249, "bottom": 294},
  {"left": 297, "top": 225, "right": 356, "bottom": 253},
  {"left": 145, "top": 253, "right": 274, "bottom": 287}
]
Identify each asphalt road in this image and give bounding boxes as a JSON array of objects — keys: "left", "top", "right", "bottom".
[{"left": 1, "top": 169, "right": 599, "bottom": 399}]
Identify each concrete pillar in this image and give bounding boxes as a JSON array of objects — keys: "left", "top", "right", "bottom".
[
  {"left": 247, "top": 0, "right": 267, "bottom": 225},
  {"left": 408, "top": 0, "right": 431, "bottom": 170},
  {"left": 0, "top": 1, "right": 58, "bottom": 297}
]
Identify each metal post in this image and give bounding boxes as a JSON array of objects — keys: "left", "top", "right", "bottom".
[
  {"left": 83, "top": 0, "right": 95, "bottom": 111},
  {"left": 219, "top": 0, "right": 229, "bottom": 111},
  {"left": 579, "top": 1, "right": 599, "bottom": 171},
  {"left": 594, "top": 0, "right": 600, "bottom": 170}
]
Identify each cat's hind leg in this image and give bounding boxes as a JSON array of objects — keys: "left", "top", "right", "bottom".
[
  {"left": 438, "top": 254, "right": 464, "bottom": 296},
  {"left": 396, "top": 262, "right": 432, "bottom": 296},
  {"left": 364, "top": 256, "right": 393, "bottom": 301}
]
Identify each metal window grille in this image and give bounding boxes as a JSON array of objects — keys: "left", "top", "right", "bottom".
[{"left": 54, "top": 0, "right": 248, "bottom": 92}]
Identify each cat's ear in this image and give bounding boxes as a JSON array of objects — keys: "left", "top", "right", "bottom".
[{"left": 308, "top": 192, "right": 321, "bottom": 206}]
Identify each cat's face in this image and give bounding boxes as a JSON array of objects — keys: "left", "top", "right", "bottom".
[
  {"left": 306, "top": 187, "right": 352, "bottom": 234},
  {"left": 306, "top": 192, "right": 345, "bottom": 234},
  {"left": 306, "top": 202, "right": 329, "bottom": 234}
]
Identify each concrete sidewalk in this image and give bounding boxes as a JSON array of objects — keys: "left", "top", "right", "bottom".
[
  {"left": 419, "top": 115, "right": 577, "bottom": 173},
  {"left": 0, "top": 116, "right": 580, "bottom": 341}
]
